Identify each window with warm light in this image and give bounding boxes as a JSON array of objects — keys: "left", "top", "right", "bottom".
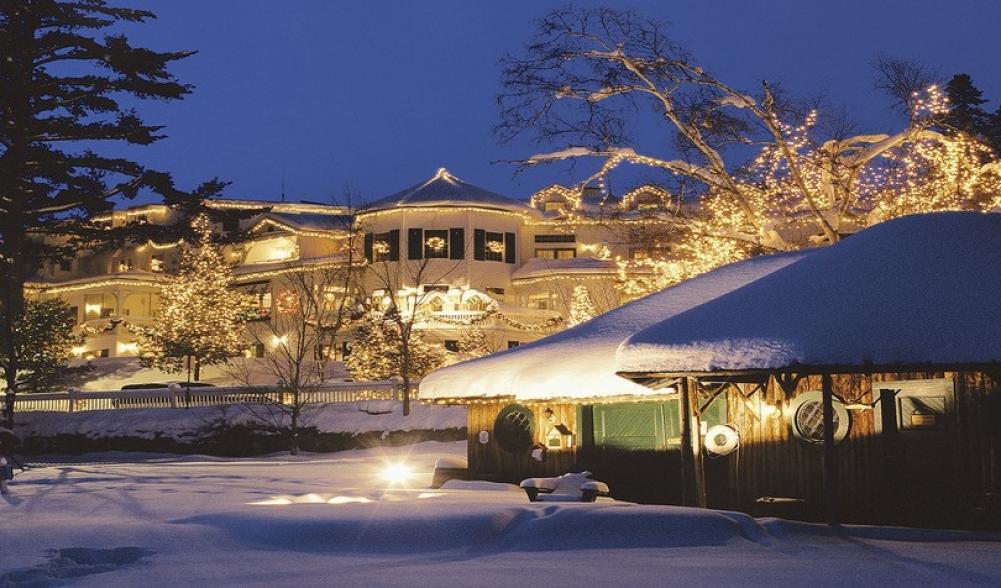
[
  {"left": 244, "top": 237, "right": 298, "bottom": 264},
  {"left": 484, "top": 232, "right": 505, "bottom": 262},
  {"left": 423, "top": 229, "right": 449, "bottom": 259}
]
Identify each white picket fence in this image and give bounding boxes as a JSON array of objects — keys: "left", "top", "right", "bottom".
[{"left": 13, "top": 380, "right": 406, "bottom": 413}]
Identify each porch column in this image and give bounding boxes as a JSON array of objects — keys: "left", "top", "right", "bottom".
[
  {"left": 821, "top": 373, "right": 840, "bottom": 526},
  {"left": 679, "top": 377, "right": 707, "bottom": 508}
]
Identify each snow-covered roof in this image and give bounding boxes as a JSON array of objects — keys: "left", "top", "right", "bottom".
[
  {"left": 256, "top": 212, "right": 352, "bottom": 232},
  {"left": 617, "top": 212, "right": 1001, "bottom": 375},
  {"left": 419, "top": 250, "right": 807, "bottom": 401},
  {"left": 361, "top": 168, "right": 534, "bottom": 215}
]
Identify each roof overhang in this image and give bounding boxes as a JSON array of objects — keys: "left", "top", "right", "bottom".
[{"left": 617, "top": 361, "right": 1001, "bottom": 387}]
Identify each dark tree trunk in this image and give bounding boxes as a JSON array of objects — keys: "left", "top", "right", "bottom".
[{"left": 289, "top": 397, "right": 300, "bottom": 456}]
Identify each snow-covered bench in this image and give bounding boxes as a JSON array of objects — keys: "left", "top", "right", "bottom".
[
  {"left": 430, "top": 456, "right": 468, "bottom": 489},
  {"left": 520, "top": 471, "right": 610, "bottom": 503}
]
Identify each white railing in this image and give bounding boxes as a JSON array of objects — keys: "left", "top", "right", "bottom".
[{"left": 13, "top": 380, "right": 406, "bottom": 413}]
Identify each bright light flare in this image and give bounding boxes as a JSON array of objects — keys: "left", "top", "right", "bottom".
[{"left": 380, "top": 462, "right": 415, "bottom": 486}]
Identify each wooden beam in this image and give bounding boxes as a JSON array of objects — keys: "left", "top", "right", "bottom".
[
  {"left": 618, "top": 361, "right": 1001, "bottom": 381},
  {"left": 821, "top": 373, "right": 840, "bottom": 527}
]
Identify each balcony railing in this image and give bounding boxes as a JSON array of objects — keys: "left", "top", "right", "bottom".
[{"left": 13, "top": 380, "right": 405, "bottom": 413}]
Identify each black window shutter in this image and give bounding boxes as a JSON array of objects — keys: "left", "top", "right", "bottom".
[
  {"left": 449, "top": 228, "right": 465, "bottom": 259},
  {"left": 388, "top": 229, "right": 400, "bottom": 261},
  {"left": 363, "top": 233, "right": 373, "bottom": 262},
  {"left": 504, "top": 232, "right": 516, "bottom": 264},
  {"left": 473, "top": 229, "right": 485, "bottom": 261},
  {"left": 408, "top": 228, "right": 423, "bottom": 260}
]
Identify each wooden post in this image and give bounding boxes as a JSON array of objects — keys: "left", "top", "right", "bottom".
[
  {"left": 679, "top": 377, "right": 706, "bottom": 507},
  {"left": 679, "top": 378, "right": 690, "bottom": 505},
  {"left": 878, "top": 388, "right": 900, "bottom": 525},
  {"left": 688, "top": 378, "right": 708, "bottom": 508},
  {"left": 821, "top": 373, "right": 840, "bottom": 526}
]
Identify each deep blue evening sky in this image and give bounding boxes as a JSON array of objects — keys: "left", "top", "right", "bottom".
[{"left": 122, "top": 0, "right": 1001, "bottom": 205}]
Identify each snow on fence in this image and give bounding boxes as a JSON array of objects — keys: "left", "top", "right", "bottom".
[{"left": 13, "top": 380, "right": 405, "bottom": 413}]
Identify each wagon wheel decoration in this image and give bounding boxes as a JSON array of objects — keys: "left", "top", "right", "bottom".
[
  {"left": 494, "top": 404, "right": 535, "bottom": 453},
  {"left": 787, "top": 391, "right": 850, "bottom": 445}
]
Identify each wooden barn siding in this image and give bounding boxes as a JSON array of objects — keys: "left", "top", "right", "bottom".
[
  {"left": 467, "top": 401, "right": 578, "bottom": 481},
  {"left": 718, "top": 370, "right": 1001, "bottom": 525}
]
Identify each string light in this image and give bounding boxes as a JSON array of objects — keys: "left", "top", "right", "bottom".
[
  {"left": 132, "top": 214, "right": 256, "bottom": 375},
  {"left": 205, "top": 199, "right": 348, "bottom": 215},
  {"left": 356, "top": 205, "right": 534, "bottom": 221}
]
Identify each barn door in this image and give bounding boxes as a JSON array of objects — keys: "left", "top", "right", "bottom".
[
  {"left": 581, "top": 401, "right": 682, "bottom": 503},
  {"left": 874, "top": 378, "right": 955, "bottom": 527}
]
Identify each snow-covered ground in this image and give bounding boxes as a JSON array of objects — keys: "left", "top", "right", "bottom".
[
  {"left": 3, "top": 441, "right": 1001, "bottom": 587},
  {"left": 15, "top": 401, "right": 466, "bottom": 441}
]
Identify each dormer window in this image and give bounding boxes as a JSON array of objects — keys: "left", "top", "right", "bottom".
[
  {"left": 532, "top": 184, "right": 578, "bottom": 212},
  {"left": 623, "top": 185, "right": 672, "bottom": 211}
]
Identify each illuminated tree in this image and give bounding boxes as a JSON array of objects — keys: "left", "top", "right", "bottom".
[
  {"left": 345, "top": 312, "right": 446, "bottom": 384},
  {"left": 134, "top": 215, "right": 251, "bottom": 381},
  {"left": 499, "top": 7, "right": 1001, "bottom": 299},
  {"left": 0, "top": 298, "right": 82, "bottom": 399},
  {"left": 457, "top": 326, "right": 491, "bottom": 358},
  {"left": 567, "top": 285, "right": 598, "bottom": 327}
]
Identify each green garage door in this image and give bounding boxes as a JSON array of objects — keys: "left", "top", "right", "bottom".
[{"left": 592, "top": 401, "right": 681, "bottom": 450}]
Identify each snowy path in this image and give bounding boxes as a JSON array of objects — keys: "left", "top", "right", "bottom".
[{"left": 2, "top": 441, "right": 1001, "bottom": 587}]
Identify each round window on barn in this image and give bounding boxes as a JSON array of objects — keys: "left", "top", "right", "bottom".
[
  {"left": 494, "top": 404, "right": 535, "bottom": 453},
  {"left": 787, "top": 391, "right": 850, "bottom": 445}
]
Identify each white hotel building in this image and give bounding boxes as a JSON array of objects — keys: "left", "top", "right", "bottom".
[{"left": 27, "top": 168, "right": 678, "bottom": 360}]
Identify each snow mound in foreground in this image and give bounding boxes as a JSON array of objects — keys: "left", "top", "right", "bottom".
[
  {"left": 175, "top": 499, "right": 1000, "bottom": 556},
  {"left": 175, "top": 504, "right": 773, "bottom": 554}
]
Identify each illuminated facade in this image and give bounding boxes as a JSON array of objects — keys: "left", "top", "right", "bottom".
[{"left": 26, "top": 168, "right": 678, "bottom": 360}]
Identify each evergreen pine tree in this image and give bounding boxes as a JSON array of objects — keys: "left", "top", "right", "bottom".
[
  {"left": 0, "top": 1, "right": 226, "bottom": 425},
  {"left": 344, "top": 317, "right": 397, "bottom": 382},
  {"left": 0, "top": 298, "right": 82, "bottom": 393},
  {"left": 943, "top": 74, "right": 990, "bottom": 138},
  {"left": 134, "top": 215, "right": 251, "bottom": 381},
  {"left": 345, "top": 315, "right": 446, "bottom": 382},
  {"left": 988, "top": 106, "right": 1001, "bottom": 156},
  {"left": 457, "top": 326, "right": 491, "bottom": 358},
  {"left": 568, "top": 285, "right": 597, "bottom": 327}
]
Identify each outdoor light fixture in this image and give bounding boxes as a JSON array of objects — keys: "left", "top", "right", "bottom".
[{"left": 381, "top": 462, "right": 414, "bottom": 486}]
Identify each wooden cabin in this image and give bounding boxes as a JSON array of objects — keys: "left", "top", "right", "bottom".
[
  {"left": 421, "top": 249, "right": 807, "bottom": 504},
  {"left": 615, "top": 212, "right": 1001, "bottom": 529},
  {"left": 422, "top": 213, "right": 1001, "bottom": 530}
]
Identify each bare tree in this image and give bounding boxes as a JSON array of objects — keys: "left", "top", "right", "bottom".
[
  {"left": 358, "top": 220, "right": 465, "bottom": 415},
  {"left": 228, "top": 259, "right": 364, "bottom": 455},
  {"left": 498, "top": 6, "right": 999, "bottom": 263}
]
